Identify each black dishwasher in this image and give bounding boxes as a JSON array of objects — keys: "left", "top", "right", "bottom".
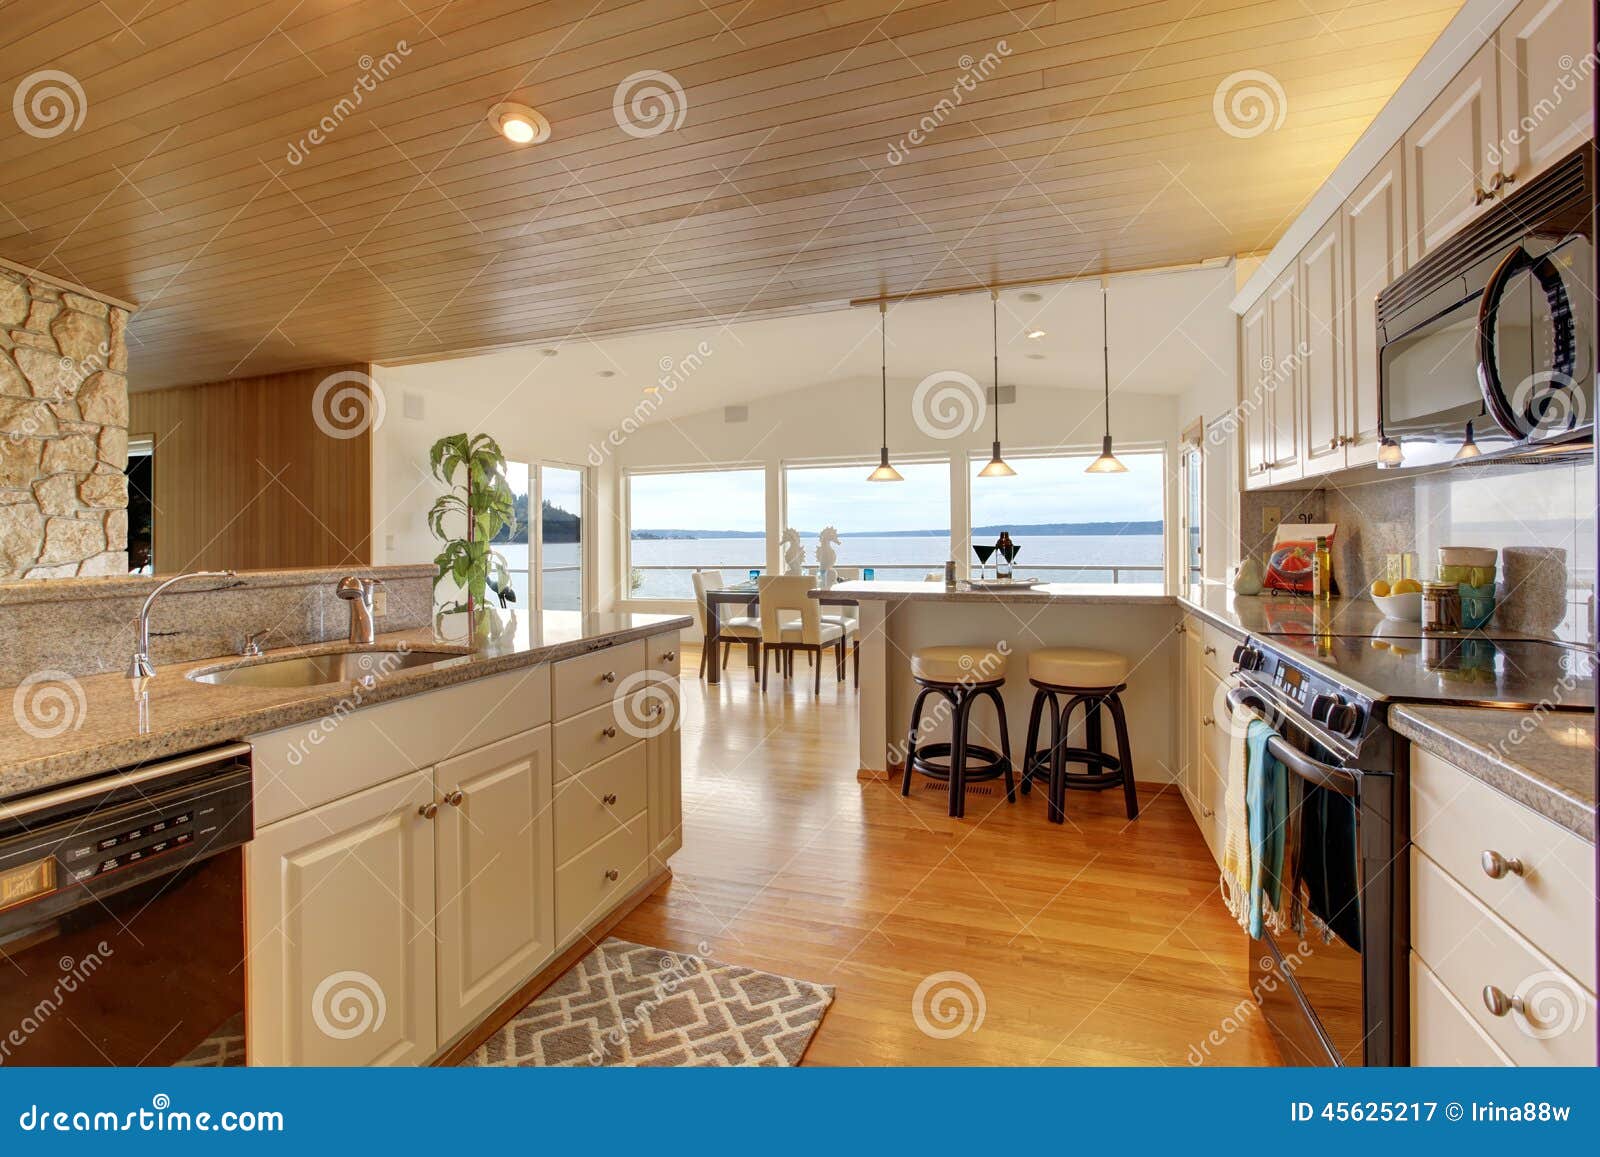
[{"left": 0, "top": 743, "right": 253, "bottom": 1067}]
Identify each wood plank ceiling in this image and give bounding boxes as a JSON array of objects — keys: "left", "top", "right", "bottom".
[{"left": 0, "top": 0, "right": 1462, "bottom": 390}]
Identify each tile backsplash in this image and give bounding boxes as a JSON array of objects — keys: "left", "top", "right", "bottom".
[{"left": 1239, "top": 456, "right": 1596, "bottom": 646}]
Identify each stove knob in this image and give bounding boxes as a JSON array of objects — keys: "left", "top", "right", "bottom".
[
  {"left": 1325, "top": 703, "right": 1363, "bottom": 738},
  {"left": 1309, "top": 693, "right": 1338, "bottom": 723},
  {"left": 1232, "top": 645, "right": 1263, "bottom": 671}
]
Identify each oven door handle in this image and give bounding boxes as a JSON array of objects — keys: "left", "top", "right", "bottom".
[{"left": 1225, "top": 686, "right": 1359, "bottom": 798}]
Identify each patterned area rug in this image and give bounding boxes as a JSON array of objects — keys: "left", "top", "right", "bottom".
[{"left": 461, "top": 938, "right": 834, "bottom": 1067}]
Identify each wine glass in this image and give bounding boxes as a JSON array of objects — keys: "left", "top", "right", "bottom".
[{"left": 972, "top": 543, "right": 995, "bottom": 583}]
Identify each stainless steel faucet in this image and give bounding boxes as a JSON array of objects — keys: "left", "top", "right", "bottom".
[
  {"left": 128, "top": 570, "right": 237, "bottom": 678},
  {"left": 335, "top": 576, "right": 383, "bottom": 644}
]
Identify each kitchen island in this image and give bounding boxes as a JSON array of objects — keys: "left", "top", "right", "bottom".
[{"left": 827, "top": 581, "right": 1181, "bottom": 783}]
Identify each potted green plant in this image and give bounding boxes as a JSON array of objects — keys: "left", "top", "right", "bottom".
[{"left": 427, "top": 433, "right": 516, "bottom": 628}]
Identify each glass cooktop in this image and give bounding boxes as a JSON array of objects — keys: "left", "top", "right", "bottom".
[{"left": 1253, "top": 631, "right": 1595, "bottom": 710}]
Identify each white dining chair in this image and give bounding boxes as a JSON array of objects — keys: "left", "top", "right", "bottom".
[
  {"left": 824, "top": 567, "right": 861, "bottom": 688},
  {"left": 692, "top": 569, "right": 761, "bottom": 682},
  {"left": 757, "top": 575, "right": 844, "bottom": 694}
]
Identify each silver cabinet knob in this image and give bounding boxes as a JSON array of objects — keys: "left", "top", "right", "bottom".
[
  {"left": 1201, "top": 715, "right": 1215, "bottom": 727},
  {"left": 1328, "top": 436, "right": 1339, "bottom": 450},
  {"left": 1481, "top": 850, "right": 1526, "bottom": 879},
  {"left": 604, "top": 868, "right": 620, "bottom": 882},
  {"left": 1474, "top": 184, "right": 1493, "bottom": 205},
  {"left": 1203, "top": 645, "right": 1217, "bottom": 656},
  {"left": 1175, "top": 623, "right": 1187, "bottom": 635},
  {"left": 662, "top": 651, "right": 676, "bottom": 661},
  {"left": 444, "top": 789, "right": 464, "bottom": 807},
  {"left": 602, "top": 725, "right": 617, "bottom": 738},
  {"left": 1482, "top": 985, "right": 1523, "bottom": 1018},
  {"left": 418, "top": 801, "right": 438, "bottom": 820},
  {"left": 1200, "top": 806, "right": 1215, "bottom": 818},
  {"left": 601, "top": 670, "right": 616, "bottom": 684},
  {"left": 602, "top": 793, "right": 618, "bottom": 806}
]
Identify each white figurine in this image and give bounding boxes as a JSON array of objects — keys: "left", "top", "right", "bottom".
[
  {"left": 816, "top": 525, "right": 840, "bottom": 580},
  {"left": 781, "top": 527, "right": 805, "bottom": 575}
]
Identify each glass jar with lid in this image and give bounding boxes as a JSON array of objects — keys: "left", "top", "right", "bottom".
[{"left": 1421, "top": 581, "right": 1461, "bottom": 632}]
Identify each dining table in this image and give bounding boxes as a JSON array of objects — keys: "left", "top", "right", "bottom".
[{"left": 702, "top": 579, "right": 859, "bottom": 684}]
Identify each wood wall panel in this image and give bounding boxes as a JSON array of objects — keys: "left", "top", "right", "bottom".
[{"left": 129, "top": 365, "right": 373, "bottom": 573}]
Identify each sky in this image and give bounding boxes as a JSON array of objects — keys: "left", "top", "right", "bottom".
[{"left": 627, "top": 451, "right": 1165, "bottom": 534}]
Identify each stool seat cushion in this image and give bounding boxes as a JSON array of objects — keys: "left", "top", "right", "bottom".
[
  {"left": 910, "top": 645, "right": 1008, "bottom": 684},
  {"left": 1028, "top": 647, "right": 1128, "bottom": 687}
]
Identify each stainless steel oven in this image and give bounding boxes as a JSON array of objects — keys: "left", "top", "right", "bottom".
[
  {"left": 1378, "top": 144, "right": 1594, "bottom": 468},
  {"left": 0, "top": 744, "right": 253, "bottom": 1067},
  {"left": 1226, "top": 644, "right": 1405, "bottom": 1067}
]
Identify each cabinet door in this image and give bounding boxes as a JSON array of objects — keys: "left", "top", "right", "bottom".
[
  {"left": 434, "top": 727, "right": 555, "bottom": 1045},
  {"left": 1266, "top": 269, "right": 1302, "bottom": 483},
  {"left": 247, "top": 770, "right": 438, "bottom": 1066},
  {"left": 1342, "top": 145, "right": 1404, "bottom": 466},
  {"left": 1496, "top": 0, "right": 1592, "bottom": 188},
  {"left": 1240, "top": 302, "right": 1271, "bottom": 490},
  {"left": 647, "top": 677, "right": 684, "bottom": 867},
  {"left": 1403, "top": 41, "right": 1499, "bottom": 265},
  {"left": 1299, "top": 220, "right": 1344, "bottom": 476}
]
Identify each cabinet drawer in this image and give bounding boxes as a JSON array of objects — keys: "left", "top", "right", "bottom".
[
  {"left": 647, "top": 632, "right": 682, "bottom": 678},
  {"left": 1411, "top": 953, "right": 1513, "bottom": 1066},
  {"left": 1198, "top": 666, "right": 1231, "bottom": 777},
  {"left": 553, "top": 641, "right": 646, "bottom": 720},
  {"left": 555, "top": 814, "right": 650, "bottom": 945},
  {"left": 1411, "top": 849, "right": 1596, "bottom": 1067},
  {"left": 1410, "top": 747, "right": 1595, "bottom": 988},
  {"left": 554, "top": 744, "right": 648, "bottom": 862},
  {"left": 555, "top": 701, "right": 640, "bottom": 780},
  {"left": 1199, "top": 620, "right": 1238, "bottom": 681}
]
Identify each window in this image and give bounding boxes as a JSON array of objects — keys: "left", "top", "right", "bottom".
[
  {"left": 498, "top": 461, "right": 585, "bottom": 614},
  {"left": 969, "top": 449, "right": 1165, "bottom": 583},
  {"left": 626, "top": 468, "right": 766, "bottom": 599},
  {"left": 783, "top": 461, "right": 951, "bottom": 578}
]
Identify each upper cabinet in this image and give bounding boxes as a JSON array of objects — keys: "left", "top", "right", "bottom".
[
  {"left": 1403, "top": 41, "right": 1500, "bottom": 266},
  {"left": 1497, "top": 0, "right": 1594, "bottom": 186},
  {"left": 1240, "top": 0, "right": 1592, "bottom": 492}
]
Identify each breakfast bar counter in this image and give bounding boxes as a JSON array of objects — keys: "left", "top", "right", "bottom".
[{"left": 823, "top": 581, "right": 1181, "bottom": 781}]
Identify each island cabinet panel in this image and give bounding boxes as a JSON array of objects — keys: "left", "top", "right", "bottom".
[
  {"left": 434, "top": 728, "right": 556, "bottom": 1045},
  {"left": 247, "top": 770, "right": 439, "bottom": 1067}
]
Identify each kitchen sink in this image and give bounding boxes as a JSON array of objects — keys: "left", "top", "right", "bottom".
[{"left": 188, "top": 648, "right": 466, "bottom": 688}]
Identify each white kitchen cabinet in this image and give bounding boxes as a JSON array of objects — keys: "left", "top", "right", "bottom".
[
  {"left": 247, "top": 769, "right": 439, "bottom": 1067},
  {"left": 1265, "top": 269, "right": 1302, "bottom": 484},
  {"left": 1298, "top": 218, "right": 1345, "bottom": 477},
  {"left": 1496, "top": 0, "right": 1593, "bottom": 188},
  {"left": 434, "top": 727, "right": 555, "bottom": 1045},
  {"left": 1340, "top": 145, "right": 1404, "bottom": 467},
  {"left": 1403, "top": 41, "right": 1501, "bottom": 266},
  {"left": 1240, "top": 302, "right": 1271, "bottom": 491},
  {"left": 646, "top": 635, "right": 684, "bottom": 867}
]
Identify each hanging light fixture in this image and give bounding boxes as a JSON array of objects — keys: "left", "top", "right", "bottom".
[
  {"left": 1086, "top": 283, "right": 1127, "bottom": 474},
  {"left": 977, "top": 290, "right": 1016, "bottom": 478},
  {"left": 1377, "top": 436, "right": 1403, "bottom": 467},
  {"left": 866, "top": 301, "right": 904, "bottom": 482},
  {"left": 1454, "top": 419, "right": 1482, "bottom": 459}
]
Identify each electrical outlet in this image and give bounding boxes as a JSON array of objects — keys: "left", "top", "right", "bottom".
[
  {"left": 372, "top": 587, "right": 388, "bottom": 617},
  {"left": 1261, "top": 505, "right": 1283, "bottom": 535}
]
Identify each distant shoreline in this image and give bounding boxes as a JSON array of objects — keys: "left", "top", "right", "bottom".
[{"left": 630, "top": 521, "right": 1162, "bottom": 541}]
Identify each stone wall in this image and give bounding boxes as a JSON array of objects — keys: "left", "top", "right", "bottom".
[{"left": 0, "top": 269, "right": 130, "bottom": 579}]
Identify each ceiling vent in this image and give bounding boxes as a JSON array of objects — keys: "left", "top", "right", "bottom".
[
  {"left": 724, "top": 405, "right": 749, "bottom": 423},
  {"left": 987, "top": 385, "right": 1016, "bottom": 405}
]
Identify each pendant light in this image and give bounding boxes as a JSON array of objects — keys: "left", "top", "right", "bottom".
[
  {"left": 866, "top": 300, "right": 904, "bottom": 482},
  {"left": 1377, "top": 437, "right": 1403, "bottom": 467},
  {"left": 1086, "top": 283, "right": 1127, "bottom": 474},
  {"left": 1454, "top": 419, "right": 1482, "bottom": 459},
  {"left": 977, "top": 290, "right": 1016, "bottom": 478}
]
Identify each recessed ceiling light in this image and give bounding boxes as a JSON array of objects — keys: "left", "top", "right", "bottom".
[
  {"left": 1018, "top": 291, "right": 1043, "bottom": 303},
  {"left": 487, "top": 102, "right": 551, "bottom": 145},
  {"left": 598, "top": 370, "right": 617, "bottom": 378},
  {"left": 540, "top": 348, "right": 558, "bottom": 357},
  {"left": 1026, "top": 329, "right": 1046, "bottom": 340},
  {"left": 1026, "top": 352, "right": 1046, "bottom": 360},
  {"left": 642, "top": 384, "right": 661, "bottom": 395}
]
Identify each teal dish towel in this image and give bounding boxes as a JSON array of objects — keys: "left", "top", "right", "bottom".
[{"left": 1245, "top": 720, "right": 1289, "bottom": 939}]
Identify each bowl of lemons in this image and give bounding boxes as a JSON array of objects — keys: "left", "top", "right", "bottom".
[{"left": 1370, "top": 578, "right": 1423, "bottom": 622}]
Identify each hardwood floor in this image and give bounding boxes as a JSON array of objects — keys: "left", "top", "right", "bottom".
[{"left": 611, "top": 645, "right": 1281, "bottom": 1066}]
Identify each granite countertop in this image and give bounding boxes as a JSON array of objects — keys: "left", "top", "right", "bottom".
[
  {"left": 1391, "top": 705, "right": 1595, "bottom": 842},
  {"left": 819, "top": 579, "right": 1175, "bottom": 605},
  {"left": 0, "top": 610, "right": 690, "bottom": 804}
]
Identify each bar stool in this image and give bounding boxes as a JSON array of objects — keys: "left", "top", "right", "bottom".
[
  {"left": 1020, "top": 647, "right": 1138, "bottom": 823},
  {"left": 901, "top": 645, "right": 1014, "bottom": 818}
]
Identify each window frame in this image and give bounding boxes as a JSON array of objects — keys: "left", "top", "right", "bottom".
[
  {"left": 622, "top": 462, "right": 769, "bottom": 603},
  {"left": 503, "top": 457, "right": 589, "bottom": 616},
  {"left": 778, "top": 453, "right": 955, "bottom": 582}
]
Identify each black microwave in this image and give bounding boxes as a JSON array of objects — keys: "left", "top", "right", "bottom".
[{"left": 1376, "top": 144, "right": 1593, "bottom": 468}]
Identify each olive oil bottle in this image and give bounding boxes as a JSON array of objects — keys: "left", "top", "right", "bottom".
[{"left": 1312, "top": 535, "right": 1333, "bottom": 602}]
